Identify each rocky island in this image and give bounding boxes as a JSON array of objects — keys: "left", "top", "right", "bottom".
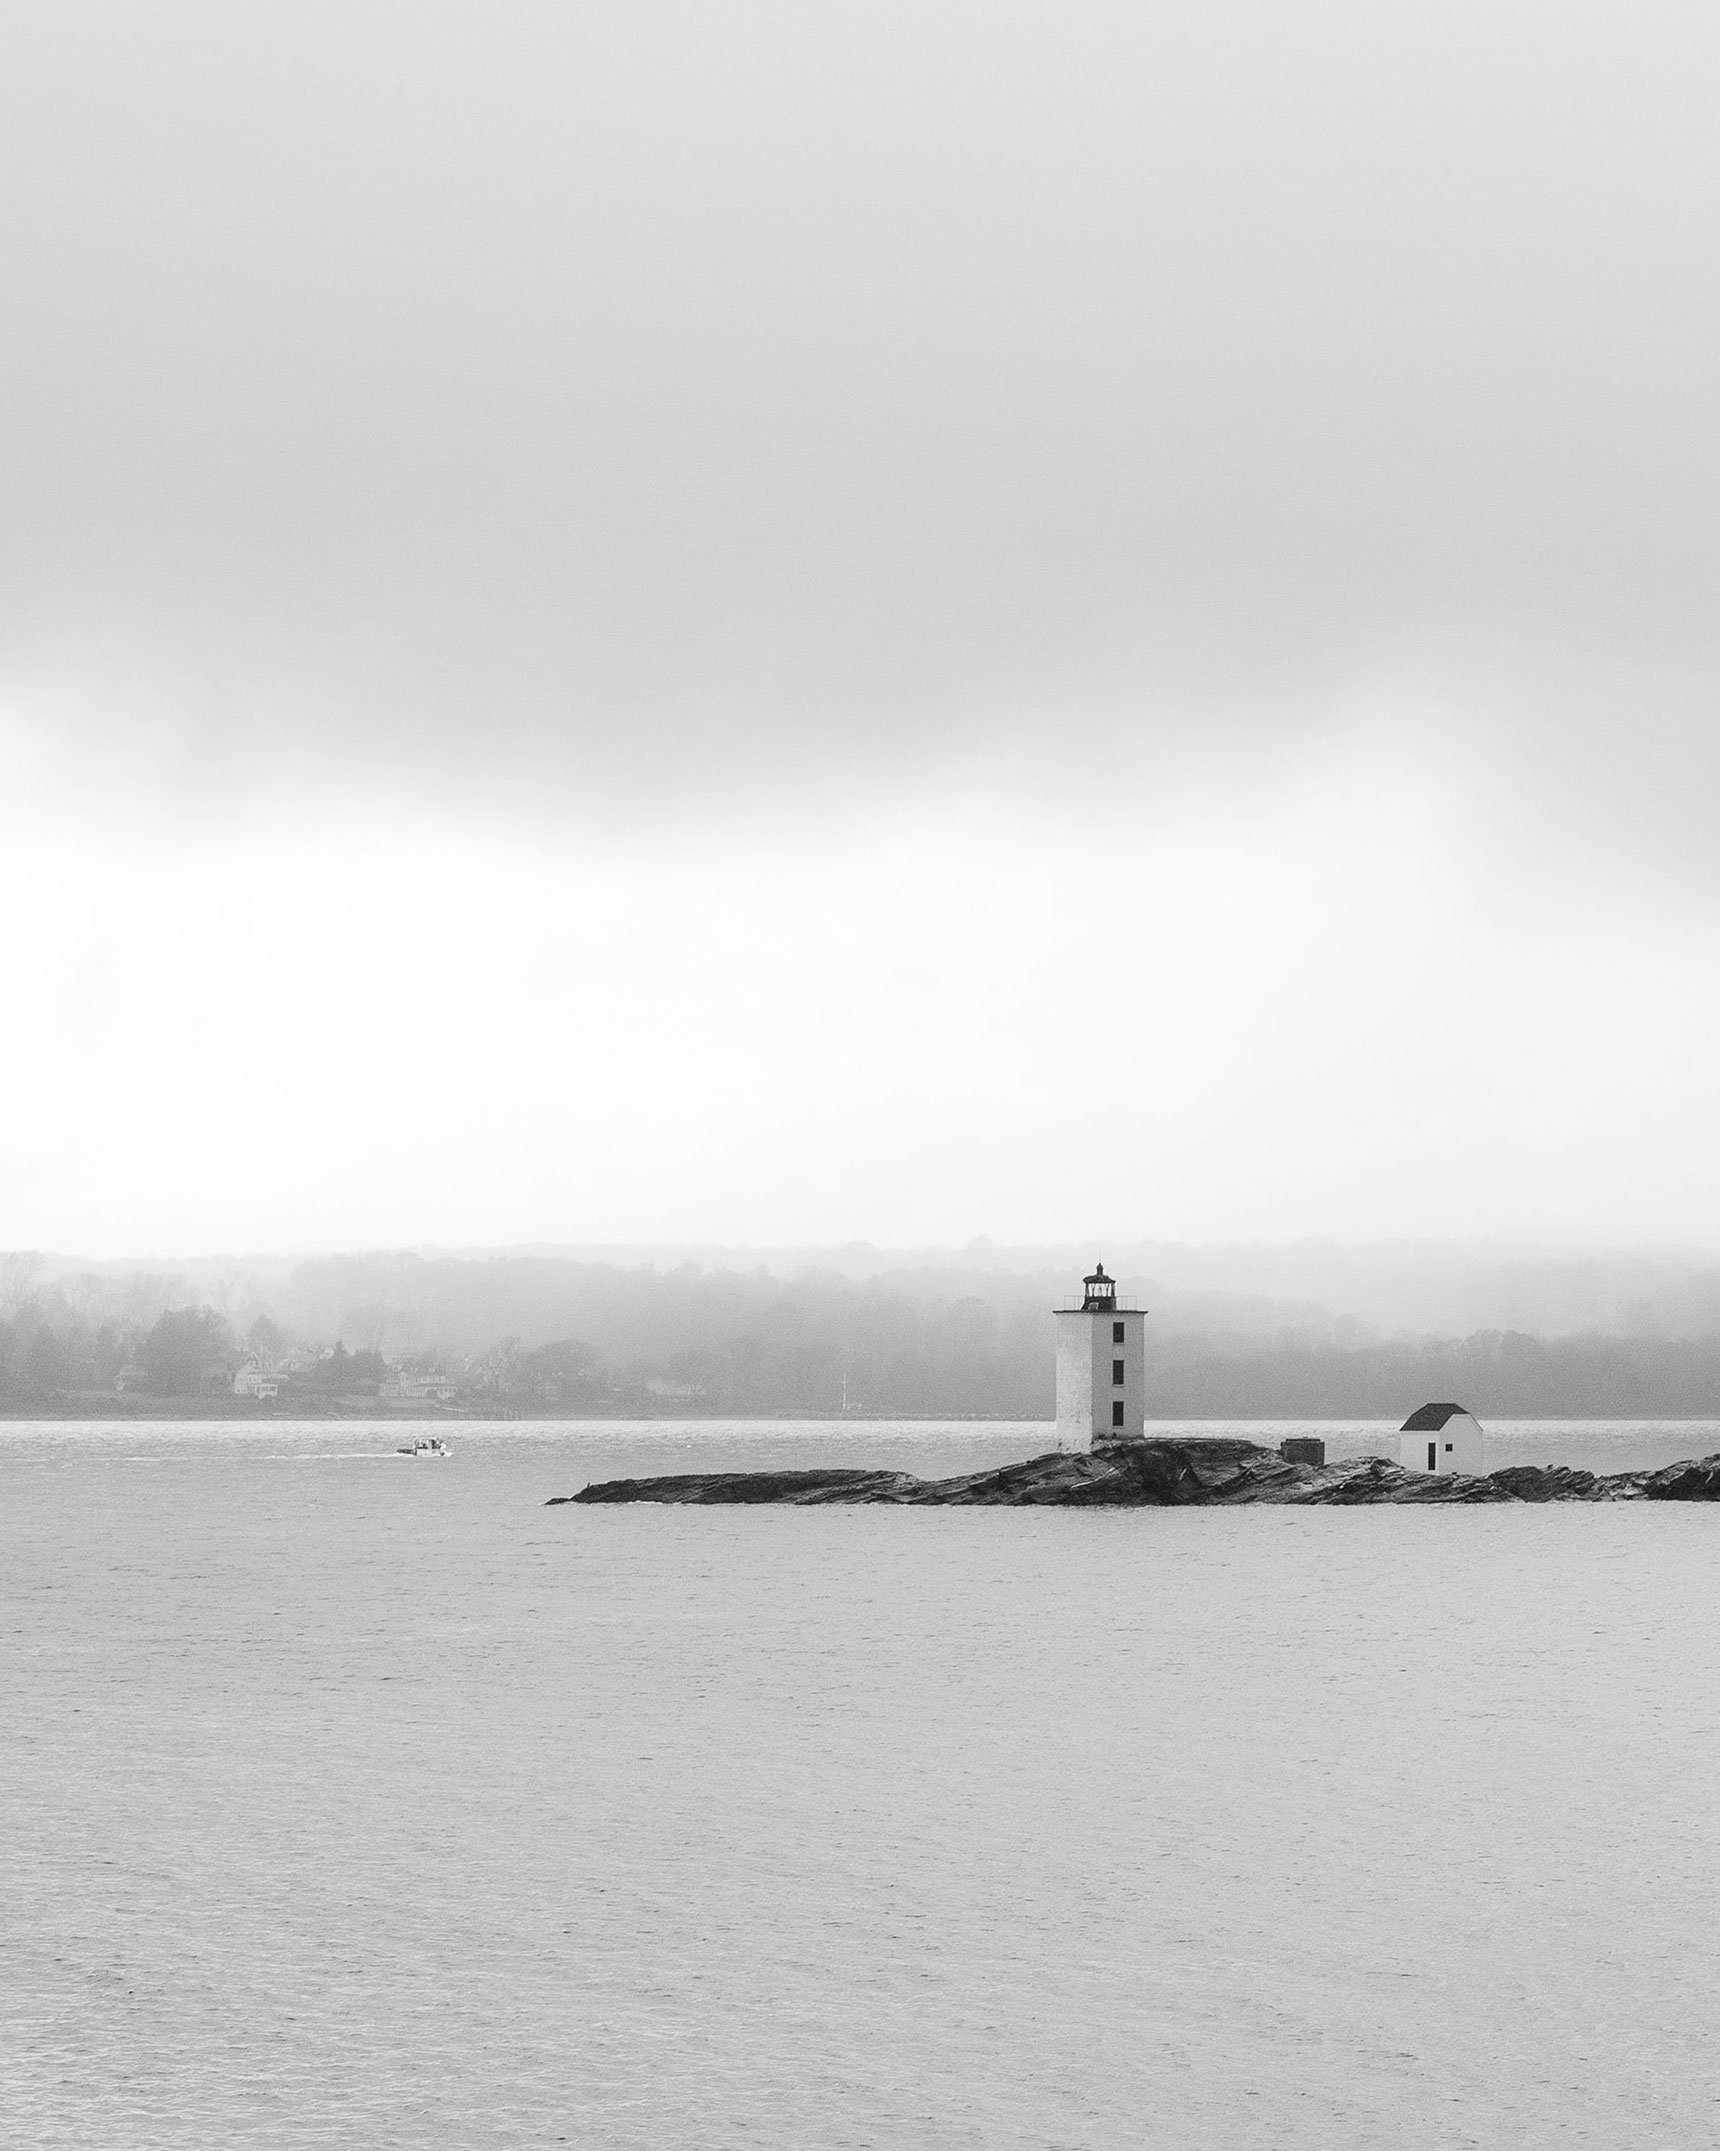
[{"left": 553, "top": 1436, "right": 1720, "bottom": 1507}]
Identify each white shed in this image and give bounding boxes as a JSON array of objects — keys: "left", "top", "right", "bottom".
[{"left": 1400, "top": 1402, "right": 1485, "bottom": 1476}]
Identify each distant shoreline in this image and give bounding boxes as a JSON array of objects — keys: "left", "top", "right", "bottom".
[
  {"left": 3, "top": 1399, "right": 1032, "bottom": 1422},
  {"left": 7, "top": 1401, "right": 1720, "bottom": 1425}
]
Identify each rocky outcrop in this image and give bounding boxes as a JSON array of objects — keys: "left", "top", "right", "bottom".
[{"left": 551, "top": 1437, "right": 1720, "bottom": 1508}]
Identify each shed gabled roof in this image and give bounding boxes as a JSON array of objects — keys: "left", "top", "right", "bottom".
[{"left": 1400, "top": 1401, "right": 1474, "bottom": 1433}]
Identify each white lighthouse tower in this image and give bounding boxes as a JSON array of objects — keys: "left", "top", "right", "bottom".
[{"left": 1055, "top": 1262, "right": 1147, "bottom": 1449}]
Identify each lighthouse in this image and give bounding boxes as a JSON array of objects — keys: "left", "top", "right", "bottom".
[{"left": 1055, "top": 1262, "right": 1147, "bottom": 1449}]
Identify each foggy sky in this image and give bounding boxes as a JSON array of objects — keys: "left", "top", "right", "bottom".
[{"left": 5, "top": 4, "right": 1720, "bottom": 1254}]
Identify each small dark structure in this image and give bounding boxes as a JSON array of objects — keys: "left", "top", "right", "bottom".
[{"left": 1279, "top": 1436, "right": 1326, "bottom": 1467}]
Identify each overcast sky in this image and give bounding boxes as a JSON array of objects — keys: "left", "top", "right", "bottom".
[{"left": 5, "top": 2, "right": 1719, "bottom": 1256}]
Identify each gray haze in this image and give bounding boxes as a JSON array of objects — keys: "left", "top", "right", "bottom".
[
  {"left": 25, "top": 1239, "right": 1720, "bottom": 1347},
  {"left": 7, "top": 3, "right": 1720, "bottom": 826},
  {"left": 4, "top": 5, "right": 1719, "bottom": 1249}
]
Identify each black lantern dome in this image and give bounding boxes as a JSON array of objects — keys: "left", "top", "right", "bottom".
[{"left": 1081, "top": 1263, "right": 1117, "bottom": 1311}]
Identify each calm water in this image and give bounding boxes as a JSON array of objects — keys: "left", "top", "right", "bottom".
[{"left": 5, "top": 1417, "right": 1719, "bottom": 2149}]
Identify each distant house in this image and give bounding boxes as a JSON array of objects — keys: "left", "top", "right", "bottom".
[
  {"left": 379, "top": 1372, "right": 457, "bottom": 1405},
  {"left": 1400, "top": 1402, "right": 1485, "bottom": 1476},
  {"left": 233, "top": 1357, "right": 280, "bottom": 1400}
]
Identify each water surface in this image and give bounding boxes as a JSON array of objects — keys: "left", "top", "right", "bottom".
[{"left": 5, "top": 1418, "right": 1717, "bottom": 2147}]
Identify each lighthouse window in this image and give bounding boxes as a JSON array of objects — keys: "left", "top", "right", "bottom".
[
  {"left": 1112, "top": 1360, "right": 1125, "bottom": 1384},
  {"left": 1112, "top": 1321, "right": 1125, "bottom": 1344},
  {"left": 1112, "top": 1401, "right": 1125, "bottom": 1428}
]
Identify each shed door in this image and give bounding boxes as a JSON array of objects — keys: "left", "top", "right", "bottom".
[{"left": 1428, "top": 1441, "right": 1437, "bottom": 1471}]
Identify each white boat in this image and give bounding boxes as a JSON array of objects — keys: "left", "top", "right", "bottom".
[{"left": 398, "top": 1437, "right": 451, "bottom": 1458}]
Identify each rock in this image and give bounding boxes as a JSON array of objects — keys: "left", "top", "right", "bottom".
[
  {"left": 552, "top": 1438, "right": 1720, "bottom": 1508},
  {"left": 548, "top": 1467, "right": 919, "bottom": 1506},
  {"left": 1636, "top": 1454, "right": 1720, "bottom": 1501},
  {"left": 1483, "top": 1464, "right": 1599, "bottom": 1502}
]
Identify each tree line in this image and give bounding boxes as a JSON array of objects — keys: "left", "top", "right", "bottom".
[
  {"left": 0, "top": 1305, "right": 384, "bottom": 1401},
  {"left": 6, "top": 1255, "right": 1720, "bottom": 1416}
]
